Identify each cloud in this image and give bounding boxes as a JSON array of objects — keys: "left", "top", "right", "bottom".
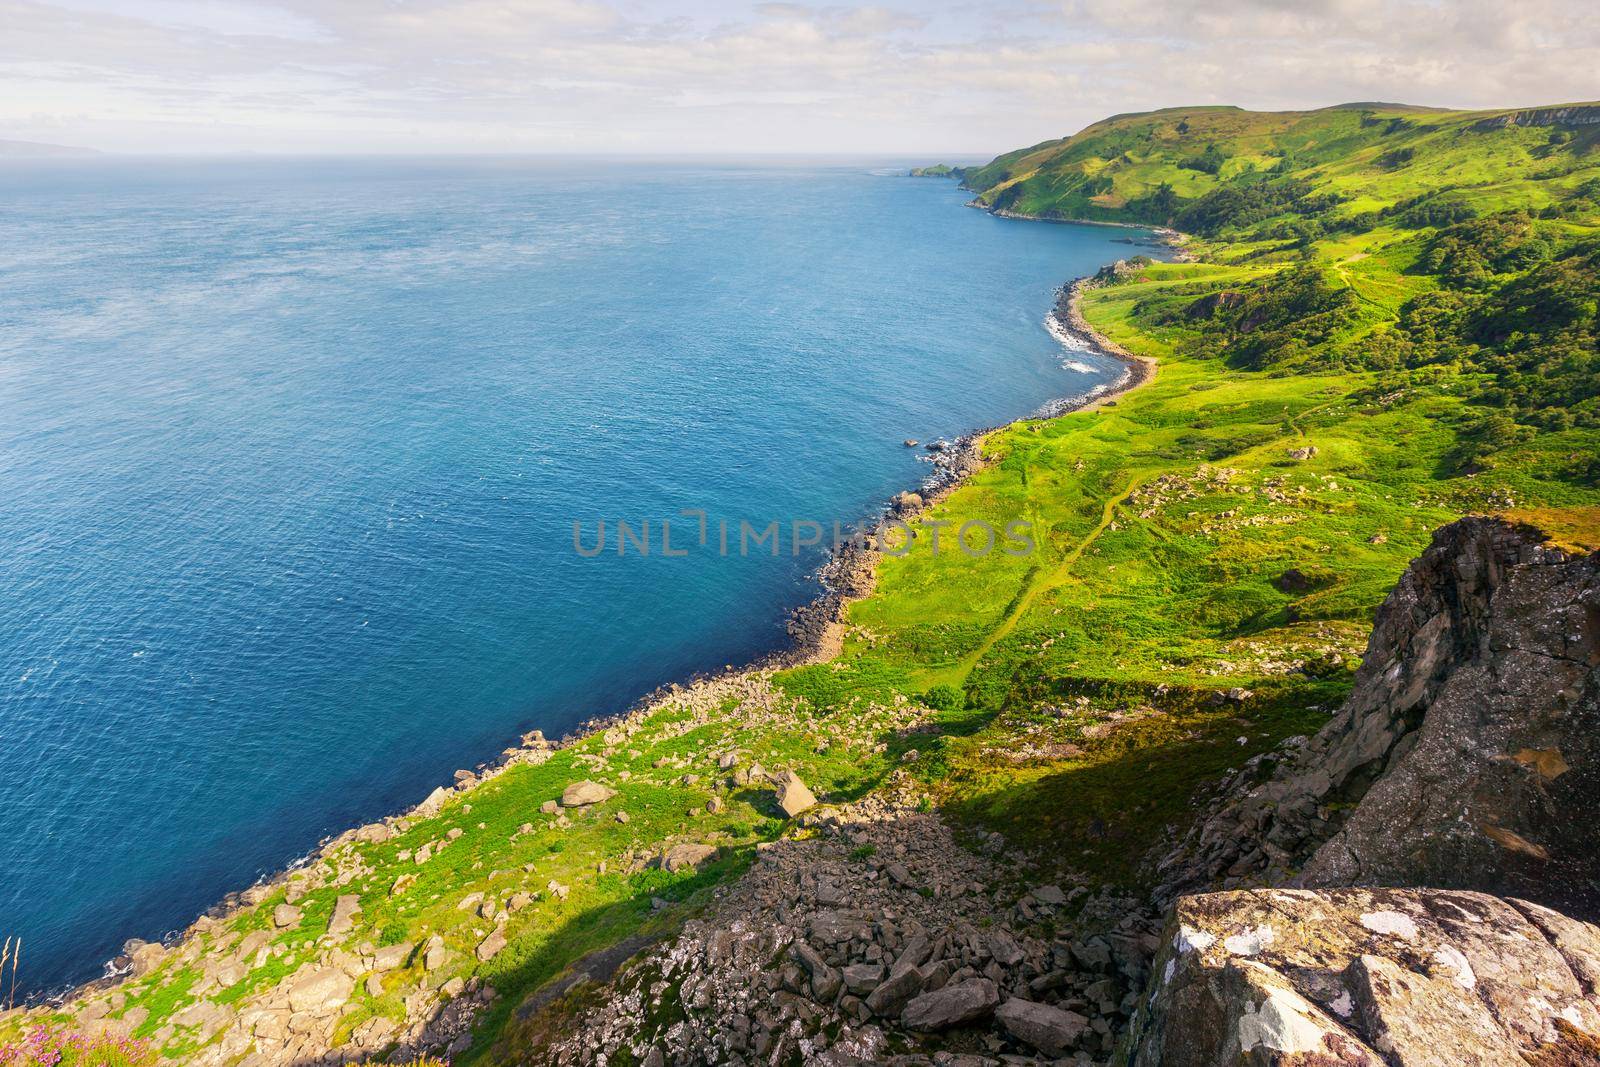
[{"left": 1, "top": 0, "right": 1596, "bottom": 155}]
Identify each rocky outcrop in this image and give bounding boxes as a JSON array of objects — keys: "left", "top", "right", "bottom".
[
  {"left": 1124, "top": 887, "right": 1600, "bottom": 1066},
  {"left": 1131, "top": 516, "right": 1600, "bottom": 1064},
  {"left": 1158, "top": 517, "right": 1600, "bottom": 915},
  {"left": 1474, "top": 105, "right": 1600, "bottom": 130}
]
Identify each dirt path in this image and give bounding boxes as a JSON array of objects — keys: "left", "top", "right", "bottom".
[{"left": 951, "top": 469, "right": 1149, "bottom": 682}]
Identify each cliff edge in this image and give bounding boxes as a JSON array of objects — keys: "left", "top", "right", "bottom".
[
  {"left": 1131, "top": 515, "right": 1600, "bottom": 1063},
  {"left": 1158, "top": 515, "right": 1600, "bottom": 914}
]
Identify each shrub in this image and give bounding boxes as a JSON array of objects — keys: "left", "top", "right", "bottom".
[
  {"left": 1170, "top": 178, "right": 1335, "bottom": 237},
  {"left": 1177, "top": 143, "right": 1227, "bottom": 175}
]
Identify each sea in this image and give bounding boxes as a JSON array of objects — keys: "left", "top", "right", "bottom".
[{"left": 0, "top": 156, "right": 1160, "bottom": 995}]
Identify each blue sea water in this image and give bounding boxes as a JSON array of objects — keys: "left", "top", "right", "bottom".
[{"left": 0, "top": 157, "right": 1158, "bottom": 995}]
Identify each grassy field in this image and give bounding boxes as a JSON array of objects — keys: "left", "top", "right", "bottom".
[{"left": 10, "top": 102, "right": 1599, "bottom": 1064}]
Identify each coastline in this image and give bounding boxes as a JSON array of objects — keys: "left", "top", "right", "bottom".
[
  {"left": 786, "top": 267, "right": 1161, "bottom": 665},
  {"left": 980, "top": 204, "right": 1192, "bottom": 257},
  {"left": 47, "top": 256, "right": 1165, "bottom": 1018}
]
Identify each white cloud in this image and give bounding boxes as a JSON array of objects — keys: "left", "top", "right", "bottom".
[{"left": 0, "top": 0, "right": 1595, "bottom": 154}]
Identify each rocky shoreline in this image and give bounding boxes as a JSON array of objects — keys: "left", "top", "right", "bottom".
[{"left": 784, "top": 264, "right": 1163, "bottom": 664}]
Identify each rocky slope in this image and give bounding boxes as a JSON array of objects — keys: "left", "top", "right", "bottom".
[
  {"left": 1157, "top": 516, "right": 1600, "bottom": 913},
  {"left": 524, "top": 781, "right": 1156, "bottom": 1066}
]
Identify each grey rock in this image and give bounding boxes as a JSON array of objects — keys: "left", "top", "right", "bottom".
[
  {"left": 986, "top": 931, "right": 1024, "bottom": 968},
  {"left": 791, "top": 940, "right": 842, "bottom": 1002},
  {"left": 809, "top": 910, "right": 870, "bottom": 945},
  {"left": 994, "top": 997, "right": 1088, "bottom": 1056},
  {"left": 659, "top": 842, "right": 717, "bottom": 873},
  {"left": 476, "top": 925, "right": 507, "bottom": 962},
  {"left": 771, "top": 770, "right": 817, "bottom": 817},
  {"left": 284, "top": 966, "right": 355, "bottom": 1014},
  {"left": 866, "top": 965, "right": 924, "bottom": 1016},
  {"left": 1068, "top": 937, "right": 1112, "bottom": 972},
  {"left": 902, "top": 977, "right": 999, "bottom": 1031},
  {"left": 1125, "top": 887, "right": 1600, "bottom": 1067},
  {"left": 372, "top": 942, "right": 411, "bottom": 971},
  {"left": 1031, "top": 885, "right": 1067, "bottom": 907},
  {"left": 326, "top": 894, "right": 361, "bottom": 937},
  {"left": 561, "top": 780, "right": 617, "bottom": 807},
  {"left": 842, "top": 963, "right": 885, "bottom": 995}
]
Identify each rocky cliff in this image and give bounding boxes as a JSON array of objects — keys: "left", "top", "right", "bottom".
[
  {"left": 1131, "top": 516, "right": 1600, "bottom": 1063},
  {"left": 1158, "top": 516, "right": 1600, "bottom": 914},
  {"left": 1474, "top": 104, "right": 1600, "bottom": 129},
  {"left": 516, "top": 518, "right": 1600, "bottom": 1066}
]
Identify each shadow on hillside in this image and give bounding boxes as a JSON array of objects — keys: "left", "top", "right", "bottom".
[
  {"left": 305, "top": 799, "right": 1095, "bottom": 1065},
  {"left": 279, "top": 717, "right": 945, "bottom": 1064},
  {"left": 271, "top": 846, "right": 753, "bottom": 1066},
  {"left": 276, "top": 694, "right": 1228, "bottom": 1065},
  {"left": 933, "top": 687, "right": 1330, "bottom": 888}
]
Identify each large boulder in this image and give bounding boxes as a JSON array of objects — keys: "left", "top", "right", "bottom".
[
  {"left": 658, "top": 842, "right": 717, "bottom": 873},
  {"left": 117, "top": 938, "right": 167, "bottom": 978},
  {"left": 284, "top": 965, "right": 355, "bottom": 1015},
  {"left": 902, "top": 977, "right": 1000, "bottom": 1031},
  {"left": 326, "top": 894, "right": 361, "bottom": 937},
  {"left": 865, "top": 963, "right": 923, "bottom": 1015},
  {"left": 995, "top": 997, "right": 1088, "bottom": 1056},
  {"left": 1125, "top": 887, "right": 1600, "bottom": 1066},
  {"left": 477, "top": 924, "right": 508, "bottom": 961},
  {"left": 770, "top": 770, "right": 817, "bottom": 818},
  {"left": 561, "top": 781, "right": 617, "bottom": 807},
  {"left": 372, "top": 942, "right": 411, "bottom": 971}
]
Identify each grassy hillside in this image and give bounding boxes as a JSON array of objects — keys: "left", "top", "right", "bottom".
[
  {"left": 8, "top": 102, "right": 1598, "bottom": 1065},
  {"left": 968, "top": 102, "right": 1600, "bottom": 441},
  {"left": 780, "top": 101, "right": 1599, "bottom": 882},
  {"left": 965, "top": 102, "right": 1600, "bottom": 227}
]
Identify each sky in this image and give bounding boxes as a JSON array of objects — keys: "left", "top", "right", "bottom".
[{"left": 3, "top": 0, "right": 1598, "bottom": 156}]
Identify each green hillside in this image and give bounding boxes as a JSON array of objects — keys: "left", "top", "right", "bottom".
[
  {"left": 965, "top": 101, "right": 1600, "bottom": 228},
  {"left": 966, "top": 102, "right": 1600, "bottom": 438},
  {"left": 819, "top": 101, "right": 1600, "bottom": 870}
]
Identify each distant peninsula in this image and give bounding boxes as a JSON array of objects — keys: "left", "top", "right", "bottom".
[{"left": 0, "top": 138, "right": 100, "bottom": 158}]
